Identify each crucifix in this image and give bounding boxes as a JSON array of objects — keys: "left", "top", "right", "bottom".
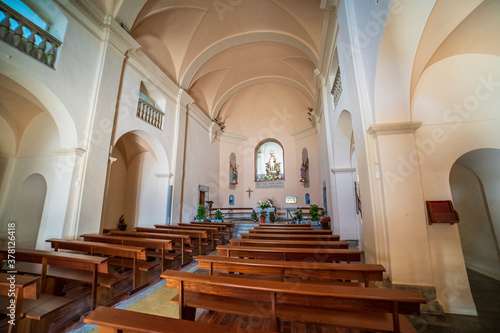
[{"left": 246, "top": 187, "right": 253, "bottom": 198}]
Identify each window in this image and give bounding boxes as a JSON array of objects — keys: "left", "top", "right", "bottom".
[
  {"left": 305, "top": 193, "right": 310, "bottom": 205},
  {"left": 229, "top": 195, "right": 234, "bottom": 206},
  {"left": 255, "top": 138, "right": 285, "bottom": 181},
  {"left": 139, "top": 82, "right": 156, "bottom": 107}
]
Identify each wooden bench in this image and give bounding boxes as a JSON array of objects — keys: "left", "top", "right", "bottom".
[
  {"left": 135, "top": 227, "right": 206, "bottom": 259},
  {"left": 240, "top": 233, "right": 340, "bottom": 241},
  {"left": 196, "top": 255, "right": 384, "bottom": 287},
  {"left": 217, "top": 245, "right": 362, "bottom": 262},
  {"left": 83, "top": 306, "right": 269, "bottom": 333},
  {"left": 0, "top": 249, "right": 109, "bottom": 310},
  {"left": 162, "top": 270, "right": 425, "bottom": 333},
  {"left": 254, "top": 223, "right": 312, "bottom": 227},
  {"left": 106, "top": 231, "right": 189, "bottom": 266},
  {"left": 249, "top": 229, "right": 332, "bottom": 235},
  {"left": 46, "top": 239, "right": 153, "bottom": 290},
  {"left": 79, "top": 234, "right": 172, "bottom": 271},
  {"left": 154, "top": 224, "right": 219, "bottom": 250},
  {"left": 189, "top": 221, "right": 234, "bottom": 240},
  {"left": 253, "top": 226, "right": 313, "bottom": 230},
  {"left": 229, "top": 238, "right": 350, "bottom": 249}
]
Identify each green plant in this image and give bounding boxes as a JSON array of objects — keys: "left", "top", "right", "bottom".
[
  {"left": 269, "top": 211, "right": 276, "bottom": 222},
  {"left": 294, "top": 210, "right": 303, "bottom": 221},
  {"left": 196, "top": 204, "right": 206, "bottom": 221},
  {"left": 321, "top": 209, "right": 327, "bottom": 217},
  {"left": 310, "top": 204, "right": 319, "bottom": 221},
  {"left": 251, "top": 211, "right": 258, "bottom": 221},
  {"left": 214, "top": 209, "right": 223, "bottom": 220},
  {"left": 260, "top": 211, "right": 267, "bottom": 217}
]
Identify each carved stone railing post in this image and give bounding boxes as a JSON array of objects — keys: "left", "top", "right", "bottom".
[
  {"left": 0, "top": 2, "right": 62, "bottom": 68},
  {"left": 137, "top": 98, "right": 165, "bottom": 130}
]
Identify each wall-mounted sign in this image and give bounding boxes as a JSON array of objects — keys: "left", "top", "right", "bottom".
[{"left": 286, "top": 196, "right": 297, "bottom": 204}]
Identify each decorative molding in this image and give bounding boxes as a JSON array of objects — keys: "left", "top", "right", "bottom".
[
  {"left": 55, "top": 0, "right": 106, "bottom": 40},
  {"left": 219, "top": 132, "right": 248, "bottom": 144},
  {"left": 55, "top": 148, "right": 86, "bottom": 156},
  {"left": 321, "top": 0, "right": 339, "bottom": 11},
  {"left": 314, "top": 68, "right": 326, "bottom": 88},
  {"left": 188, "top": 104, "right": 213, "bottom": 131},
  {"left": 331, "top": 167, "right": 356, "bottom": 174},
  {"left": 290, "top": 124, "right": 317, "bottom": 140},
  {"left": 126, "top": 50, "right": 181, "bottom": 103},
  {"left": 367, "top": 121, "right": 422, "bottom": 136}
]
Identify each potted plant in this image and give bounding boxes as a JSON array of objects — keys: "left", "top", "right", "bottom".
[
  {"left": 309, "top": 204, "right": 319, "bottom": 225},
  {"left": 213, "top": 209, "right": 223, "bottom": 222},
  {"left": 251, "top": 211, "right": 258, "bottom": 222},
  {"left": 294, "top": 210, "right": 303, "bottom": 223},
  {"left": 269, "top": 211, "right": 276, "bottom": 223},
  {"left": 196, "top": 204, "right": 206, "bottom": 221},
  {"left": 259, "top": 211, "right": 267, "bottom": 223}
]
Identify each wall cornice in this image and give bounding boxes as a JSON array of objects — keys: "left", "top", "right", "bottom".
[
  {"left": 188, "top": 104, "right": 212, "bottom": 131},
  {"left": 290, "top": 124, "right": 317, "bottom": 140},
  {"left": 367, "top": 121, "right": 422, "bottom": 136},
  {"left": 219, "top": 132, "right": 248, "bottom": 144},
  {"left": 126, "top": 50, "right": 181, "bottom": 103}
]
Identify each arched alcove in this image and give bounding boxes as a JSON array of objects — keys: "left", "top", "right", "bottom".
[
  {"left": 102, "top": 131, "right": 169, "bottom": 231},
  {"left": 12, "top": 173, "right": 47, "bottom": 248},
  {"left": 450, "top": 148, "right": 500, "bottom": 281}
]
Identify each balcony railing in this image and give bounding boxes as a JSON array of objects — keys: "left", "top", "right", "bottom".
[
  {"left": 331, "top": 68, "right": 342, "bottom": 107},
  {"left": 0, "top": 2, "right": 62, "bottom": 68},
  {"left": 137, "top": 98, "right": 164, "bottom": 130}
]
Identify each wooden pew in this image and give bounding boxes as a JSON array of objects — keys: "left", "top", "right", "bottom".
[
  {"left": 79, "top": 234, "right": 172, "bottom": 271},
  {"left": 84, "top": 306, "right": 269, "bottom": 333},
  {"left": 106, "top": 231, "right": 189, "bottom": 266},
  {"left": 189, "top": 221, "right": 234, "bottom": 240},
  {"left": 240, "top": 233, "right": 340, "bottom": 241},
  {"left": 217, "top": 245, "right": 362, "bottom": 263},
  {"left": 196, "top": 255, "right": 384, "bottom": 287},
  {"left": 162, "top": 270, "right": 425, "bottom": 333},
  {"left": 46, "top": 239, "right": 152, "bottom": 289},
  {"left": 178, "top": 223, "right": 226, "bottom": 244},
  {"left": 154, "top": 224, "right": 219, "bottom": 250},
  {"left": 135, "top": 227, "right": 207, "bottom": 258},
  {"left": 249, "top": 229, "right": 332, "bottom": 235},
  {"left": 254, "top": 223, "right": 312, "bottom": 227},
  {"left": 0, "top": 249, "right": 109, "bottom": 310},
  {"left": 253, "top": 225, "right": 313, "bottom": 230},
  {"left": 229, "top": 238, "right": 350, "bottom": 249}
]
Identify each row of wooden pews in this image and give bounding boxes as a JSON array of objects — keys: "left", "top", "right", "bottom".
[{"left": 154, "top": 222, "right": 427, "bottom": 332}]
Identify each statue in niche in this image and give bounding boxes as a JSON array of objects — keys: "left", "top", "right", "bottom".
[
  {"left": 265, "top": 151, "right": 281, "bottom": 180},
  {"left": 300, "top": 158, "right": 309, "bottom": 182},
  {"left": 230, "top": 161, "right": 238, "bottom": 184}
]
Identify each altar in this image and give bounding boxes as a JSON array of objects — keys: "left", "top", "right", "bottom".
[{"left": 253, "top": 207, "right": 276, "bottom": 222}]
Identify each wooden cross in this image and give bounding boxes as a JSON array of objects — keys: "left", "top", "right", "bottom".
[{"left": 246, "top": 187, "right": 253, "bottom": 198}]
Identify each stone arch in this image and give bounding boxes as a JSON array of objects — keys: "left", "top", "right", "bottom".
[
  {"left": 449, "top": 148, "right": 500, "bottom": 281},
  {"left": 334, "top": 110, "right": 353, "bottom": 168}
]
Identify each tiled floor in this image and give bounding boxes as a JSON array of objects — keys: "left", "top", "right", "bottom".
[{"left": 408, "top": 269, "right": 500, "bottom": 332}]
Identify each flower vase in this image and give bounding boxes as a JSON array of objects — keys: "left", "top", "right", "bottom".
[{"left": 260, "top": 216, "right": 265, "bottom": 223}]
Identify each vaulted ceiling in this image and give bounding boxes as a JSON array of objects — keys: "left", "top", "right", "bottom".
[{"left": 121, "top": 0, "right": 325, "bottom": 127}]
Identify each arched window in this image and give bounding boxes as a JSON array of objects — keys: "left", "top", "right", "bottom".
[
  {"left": 229, "top": 195, "right": 234, "bottom": 206},
  {"left": 255, "top": 138, "right": 284, "bottom": 181},
  {"left": 305, "top": 193, "right": 310, "bottom": 205}
]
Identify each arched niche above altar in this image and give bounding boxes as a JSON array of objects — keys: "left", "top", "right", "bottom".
[{"left": 255, "top": 138, "right": 285, "bottom": 182}]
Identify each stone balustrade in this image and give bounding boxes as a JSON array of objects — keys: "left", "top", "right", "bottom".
[
  {"left": 137, "top": 98, "right": 164, "bottom": 130},
  {"left": 0, "top": 2, "right": 62, "bottom": 68},
  {"left": 332, "top": 68, "right": 342, "bottom": 107}
]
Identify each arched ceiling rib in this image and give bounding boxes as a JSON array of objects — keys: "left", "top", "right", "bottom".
[{"left": 130, "top": 0, "right": 324, "bottom": 123}]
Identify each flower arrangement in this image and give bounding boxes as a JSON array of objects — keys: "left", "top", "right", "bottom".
[{"left": 257, "top": 200, "right": 272, "bottom": 210}]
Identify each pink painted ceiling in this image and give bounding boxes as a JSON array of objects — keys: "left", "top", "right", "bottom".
[{"left": 129, "top": 0, "right": 324, "bottom": 123}]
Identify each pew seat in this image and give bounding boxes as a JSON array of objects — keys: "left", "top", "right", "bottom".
[
  {"left": 162, "top": 270, "right": 425, "bottom": 333},
  {"left": 83, "top": 306, "right": 269, "bottom": 333}
]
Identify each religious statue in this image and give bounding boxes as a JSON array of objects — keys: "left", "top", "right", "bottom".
[
  {"left": 300, "top": 158, "right": 309, "bottom": 182},
  {"left": 265, "top": 151, "right": 282, "bottom": 180},
  {"left": 230, "top": 161, "right": 238, "bottom": 184}
]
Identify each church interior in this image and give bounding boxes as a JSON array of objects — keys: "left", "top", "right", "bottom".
[{"left": 1, "top": 0, "right": 500, "bottom": 332}]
